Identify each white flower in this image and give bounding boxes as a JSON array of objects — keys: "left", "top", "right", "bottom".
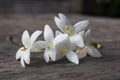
[
  {"left": 54, "top": 13, "right": 89, "bottom": 48},
  {"left": 34, "top": 25, "right": 68, "bottom": 63},
  {"left": 76, "top": 29, "right": 102, "bottom": 59},
  {"left": 55, "top": 33, "right": 79, "bottom": 64},
  {"left": 16, "top": 30, "right": 42, "bottom": 67}
]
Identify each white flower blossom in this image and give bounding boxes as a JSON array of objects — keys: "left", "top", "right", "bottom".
[
  {"left": 76, "top": 29, "right": 102, "bottom": 59},
  {"left": 16, "top": 30, "right": 42, "bottom": 67},
  {"left": 55, "top": 32, "right": 79, "bottom": 64},
  {"left": 54, "top": 13, "right": 89, "bottom": 48},
  {"left": 34, "top": 25, "right": 68, "bottom": 63},
  {"left": 15, "top": 13, "right": 102, "bottom": 67}
]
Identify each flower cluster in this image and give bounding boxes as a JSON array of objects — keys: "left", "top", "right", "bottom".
[{"left": 16, "top": 13, "right": 102, "bottom": 67}]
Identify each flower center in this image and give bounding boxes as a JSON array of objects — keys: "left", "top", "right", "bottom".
[
  {"left": 46, "top": 44, "right": 52, "bottom": 49},
  {"left": 21, "top": 47, "right": 27, "bottom": 51},
  {"left": 59, "top": 48, "right": 68, "bottom": 54},
  {"left": 65, "top": 25, "right": 72, "bottom": 35}
]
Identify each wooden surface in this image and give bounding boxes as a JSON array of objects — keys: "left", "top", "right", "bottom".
[{"left": 0, "top": 14, "right": 120, "bottom": 80}]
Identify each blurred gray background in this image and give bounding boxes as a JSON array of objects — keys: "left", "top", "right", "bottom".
[{"left": 0, "top": 0, "right": 120, "bottom": 17}]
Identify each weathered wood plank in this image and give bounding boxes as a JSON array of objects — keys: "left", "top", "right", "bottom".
[{"left": 0, "top": 14, "right": 120, "bottom": 80}]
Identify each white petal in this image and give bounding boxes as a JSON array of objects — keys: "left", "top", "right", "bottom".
[
  {"left": 55, "top": 35, "right": 71, "bottom": 53},
  {"left": 20, "top": 57, "right": 25, "bottom": 68},
  {"left": 44, "top": 25, "right": 54, "bottom": 43},
  {"left": 30, "top": 30, "right": 42, "bottom": 47},
  {"left": 55, "top": 30, "right": 62, "bottom": 36},
  {"left": 59, "top": 13, "right": 75, "bottom": 33},
  {"left": 70, "top": 34, "right": 84, "bottom": 48},
  {"left": 54, "top": 16, "right": 65, "bottom": 32},
  {"left": 84, "top": 29, "right": 91, "bottom": 42},
  {"left": 58, "top": 13, "right": 71, "bottom": 26},
  {"left": 49, "top": 47, "right": 56, "bottom": 61},
  {"left": 16, "top": 47, "right": 23, "bottom": 60},
  {"left": 74, "top": 20, "right": 89, "bottom": 32},
  {"left": 53, "top": 34, "right": 68, "bottom": 46},
  {"left": 44, "top": 49, "right": 50, "bottom": 63},
  {"left": 76, "top": 48, "right": 87, "bottom": 59},
  {"left": 66, "top": 51, "right": 79, "bottom": 64},
  {"left": 23, "top": 49, "right": 30, "bottom": 64},
  {"left": 22, "top": 30, "right": 30, "bottom": 48},
  {"left": 79, "top": 30, "right": 85, "bottom": 38},
  {"left": 86, "top": 46, "right": 102, "bottom": 58}
]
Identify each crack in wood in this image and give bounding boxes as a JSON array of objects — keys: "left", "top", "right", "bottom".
[{"left": 6, "top": 35, "right": 20, "bottom": 47}]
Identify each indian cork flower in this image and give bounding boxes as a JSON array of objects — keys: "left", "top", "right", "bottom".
[
  {"left": 34, "top": 24, "right": 68, "bottom": 63},
  {"left": 76, "top": 29, "right": 102, "bottom": 59},
  {"left": 54, "top": 13, "right": 89, "bottom": 48},
  {"left": 55, "top": 36, "right": 79, "bottom": 64},
  {"left": 16, "top": 30, "right": 42, "bottom": 67}
]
